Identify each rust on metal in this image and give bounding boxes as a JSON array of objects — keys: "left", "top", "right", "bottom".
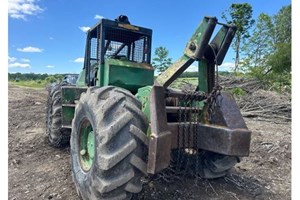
[
  {"left": 168, "top": 123, "right": 251, "bottom": 156},
  {"left": 165, "top": 91, "right": 251, "bottom": 156},
  {"left": 166, "top": 106, "right": 202, "bottom": 114},
  {"left": 147, "top": 85, "right": 172, "bottom": 174},
  {"left": 210, "top": 92, "right": 248, "bottom": 129}
]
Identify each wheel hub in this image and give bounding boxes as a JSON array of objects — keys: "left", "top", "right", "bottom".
[{"left": 79, "top": 119, "right": 95, "bottom": 171}]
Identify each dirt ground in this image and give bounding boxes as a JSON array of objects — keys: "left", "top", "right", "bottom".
[{"left": 8, "top": 84, "right": 291, "bottom": 200}]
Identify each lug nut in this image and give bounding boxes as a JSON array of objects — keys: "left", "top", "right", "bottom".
[{"left": 80, "top": 149, "right": 87, "bottom": 155}]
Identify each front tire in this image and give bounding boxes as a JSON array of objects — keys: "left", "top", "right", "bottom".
[{"left": 71, "top": 86, "right": 149, "bottom": 200}]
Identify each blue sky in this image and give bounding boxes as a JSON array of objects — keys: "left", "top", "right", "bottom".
[{"left": 7, "top": 0, "right": 291, "bottom": 74}]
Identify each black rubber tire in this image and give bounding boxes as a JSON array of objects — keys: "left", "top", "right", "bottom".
[
  {"left": 200, "top": 151, "right": 239, "bottom": 178},
  {"left": 172, "top": 150, "right": 238, "bottom": 179},
  {"left": 71, "top": 86, "right": 149, "bottom": 200},
  {"left": 46, "top": 83, "right": 70, "bottom": 148}
]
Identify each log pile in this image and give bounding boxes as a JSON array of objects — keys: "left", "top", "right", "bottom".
[
  {"left": 219, "top": 75, "right": 264, "bottom": 93},
  {"left": 218, "top": 75, "right": 291, "bottom": 122},
  {"left": 237, "top": 89, "right": 291, "bottom": 122},
  {"left": 174, "top": 75, "right": 291, "bottom": 123}
]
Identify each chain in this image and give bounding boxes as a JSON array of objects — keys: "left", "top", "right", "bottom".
[
  {"left": 206, "top": 44, "right": 222, "bottom": 123},
  {"left": 174, "top": 91, "right": 205, "bottom": 177},
  {"left": 173, "top": 46, "right": 222, "bottom": 177},
  {"left": 184, "top": 92, "right": 194, "bottom": 175},
  {"left": 194, "top": 93, "right": 201, "bottom": 183},
  {"left": 206, "top": 85, "right": 222, "bottom": 123},
  {"left": 176, "top": 96, "right": 183, "bottom": 171}
]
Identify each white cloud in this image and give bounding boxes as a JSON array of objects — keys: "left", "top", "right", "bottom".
[
  {"left": 21, "top": 58, "right": 30, "bottom": 62},
  {"left": 219, "top": 62, "right": 235, "bottom": 72},
  {"left": 8, "top": 56, "right": 31, "bottom": 68},
  {"left": 8, "top": 56, "right": 30, "bottom": 63},
  {"left": 9, "top": 62, "right": 30, "bottom": 68},
  {"left": 79, "top": 26, "right": 90, "bottom": 33},
  {"left": 186, "top": 65, "right": 198, "bottom": 72},
  {"left": 17, "top": 46, "right": 43, "bottom": 52},
  {"left": 46, "top": 65, "right": 55, "bottom": 68},
  {"left": 94, "top": 15, "right": 104, "bottom": 20},
  {"left": 182, "top": 62, "right": 235, "bottom": 72},
  {"left": 8, "top": 0, "right": 44, "bottom": 20},
  {"left": 74, "top": 57, "right": 84, "bottom": 63},
  {"left": 8, "top": 56, "right": 17, "bottom": 63}
]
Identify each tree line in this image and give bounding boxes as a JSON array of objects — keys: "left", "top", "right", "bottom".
[{"left": 8, "top": 73, "right": 64, "bottom": 83}]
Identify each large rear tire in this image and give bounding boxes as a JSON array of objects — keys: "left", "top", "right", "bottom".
[
  {"left": 71, "top": 86, "right": 149, "bottom": 200},
  {"left": 199, "top": 151, "right": 239, "bottom": 178},
  {"left": 46, "top": 83, "right": 70, "bottom": 147},
  {"left": 172, "top": 150, "right": 238, "bottom": 179}
]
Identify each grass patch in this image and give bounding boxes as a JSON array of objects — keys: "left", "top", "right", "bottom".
[
  {"left": 9, "top": 80, "right": 49, "bottom": 89},
  {"left": 227, "top": 87, "right": 247, "bottom": 97},
  {"left": 170, "top": 77, "right": 198, "bottom": 89}
]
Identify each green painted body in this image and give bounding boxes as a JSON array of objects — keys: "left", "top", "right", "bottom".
[
  {"left": 61, "top": 57, "right": 154, "bottom": 128},
  {"left": 198, "top": 60, "right": 209, "bottom": 93},
  {"left": 100, "top": 58, "right": 154, "bottom": 93},
  {"left": 76, "top": 70, "right": 86, "bottom": 87},
  {"left": 76, "top": 59, "right": 154, "bottom": 92},
  {"left": 155, "top": 17, "right": 215, "bottom": 88},
  {"left": 135, "top": 86, "right": 152, "bottom": 121},
  {"left": 61, "top": 87, "right": 87, "bottom": 128},
  {"left": 135, "top": 86, "right": 152, "bottom": 136},
  {"left": 60, "top": 16, "right": 235, "bottom": 139}
]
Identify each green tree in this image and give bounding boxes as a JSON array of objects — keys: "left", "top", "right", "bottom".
[
  {"left": 54, "top": 74, "right": 64, "bottom": 82},
  {"left": 241, "top": 13, "right": 274, "bottom": 76},
  {"left": 273, "top": 5, "right": 291, "bottom": 44},
  {"left": 269, "top": 5, "right": 291, "bottom": 73},
  {"left": 222, "top": 3, "right": 255, "bottom": 71},
  {"left": 267, "top": 5, "right": 291, "bottom": 88},
  {"left": 45, "top": 76, "right": 57, "bottom": 83},
  {"left": 152, "top": 46, "right": 172, "bottom": 73},
  {"left": 241, "top": 5, "right": 291, "bottom": 92},
  {"left": 268, "top": 42, "right": 291, "bottom": 74}
]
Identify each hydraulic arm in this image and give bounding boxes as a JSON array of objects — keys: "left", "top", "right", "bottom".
[{"left": 155, "top": 16, "right": 237, "bottom": 92}]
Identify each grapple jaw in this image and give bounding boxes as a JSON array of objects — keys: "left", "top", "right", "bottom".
[
  {"left": 146, "top": 86, "right": 251, "bottom": 174},
  {"left": 199, "top": 91, "right": 251, "bottom": 156}
]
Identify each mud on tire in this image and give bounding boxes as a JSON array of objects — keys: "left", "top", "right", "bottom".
[
  {"left": 71, "top": 86, "right": 149, "bottom": 200},
  {"left": 199, "top": 151, "right": 239, "bottom": 178},
  {"left": 46, "top": 83, "right": 70, "bottom": 147},
  {"left": 172, "top": 150, "right": 239, "bottom": 179}
]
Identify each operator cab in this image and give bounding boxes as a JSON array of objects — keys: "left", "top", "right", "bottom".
[{"left": 82, "top": 15, "right": 153, "bottom": 88}]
